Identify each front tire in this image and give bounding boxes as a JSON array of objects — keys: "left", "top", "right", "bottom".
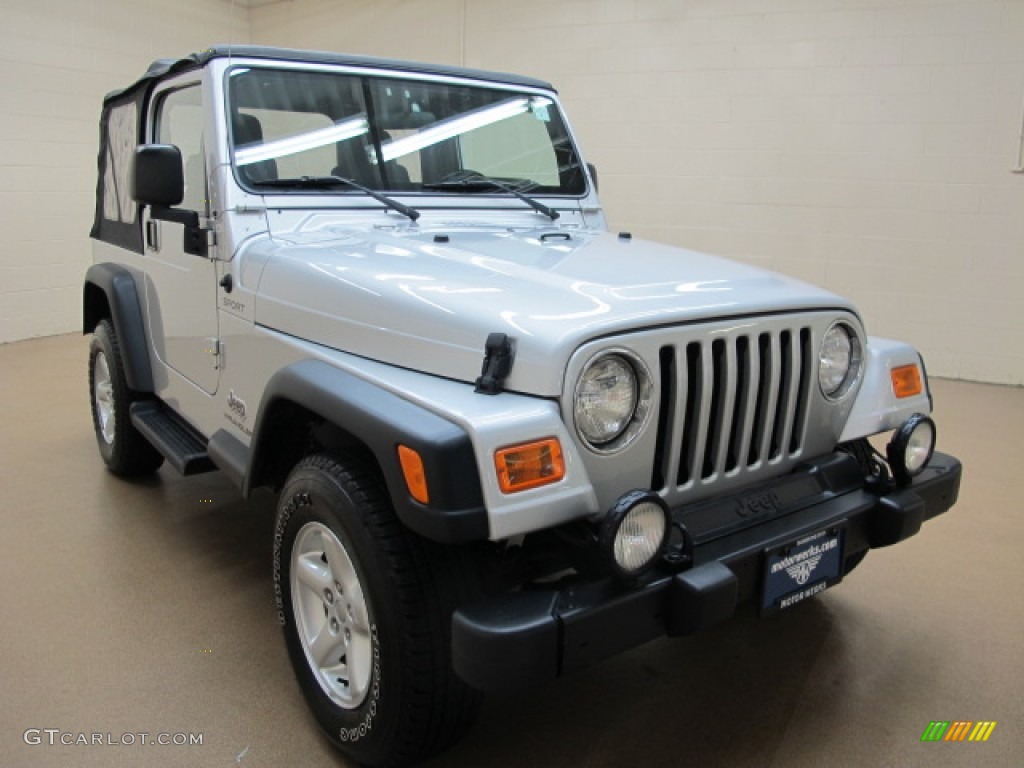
[
  {"left": 273, "top": 453, "right": 480, "bottom": 767},
  {"left": 88, "top": 320, "right": 163, "bottom": 476}
]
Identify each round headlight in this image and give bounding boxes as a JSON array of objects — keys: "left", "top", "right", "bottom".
[
  {"left": 599, "top": 490, "right": 670, "bottom": 579},
  {"left": 819, "top": 322, "right": 862, "bottom": 399},
  {"left": 886, "top": 413, "right": 936, "bottom": 484},
  {"left": 574, "top": 354, "right": 638, "bottom": 447}
]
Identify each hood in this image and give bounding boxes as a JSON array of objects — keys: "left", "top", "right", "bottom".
[{"left": 251, "top": 218, "right": 854, "bottom": 396}]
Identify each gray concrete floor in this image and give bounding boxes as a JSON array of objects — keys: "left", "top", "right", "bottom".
[{"left": 1, "top": 333, "right": 1021, "bottom": 768}]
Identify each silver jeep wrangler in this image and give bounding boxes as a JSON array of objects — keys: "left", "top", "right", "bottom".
[{"left": 84, "top": 46, "right": 961, "bottom": 767}]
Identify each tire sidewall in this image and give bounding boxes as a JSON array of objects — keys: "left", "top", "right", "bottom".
[{"left": 273, "top": 464, "right": 404, "bottom": 765}]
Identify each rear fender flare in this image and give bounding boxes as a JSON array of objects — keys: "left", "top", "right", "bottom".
[{"left": 83, "top": 263, "right": 153, "bottom": 393}]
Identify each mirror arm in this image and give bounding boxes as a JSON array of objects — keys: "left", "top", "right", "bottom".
[
  {"left": 150, "top": 205, "right": 200, "bottom": 228},
  {"left": 148, "top": 205, "right": 208, "bottom": 257}
]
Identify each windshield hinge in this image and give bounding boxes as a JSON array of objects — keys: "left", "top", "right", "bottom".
[{"left": 475, "top": 333, "right": 515, "bottom": 395}]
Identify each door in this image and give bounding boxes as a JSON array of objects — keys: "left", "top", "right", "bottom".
[{"left": 143, "top": 79, "right": 220, "bottom": 395}]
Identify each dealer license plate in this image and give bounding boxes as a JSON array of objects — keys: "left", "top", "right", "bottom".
[{"left": 761, "top": 526, "right": 844, "bottom": 615}]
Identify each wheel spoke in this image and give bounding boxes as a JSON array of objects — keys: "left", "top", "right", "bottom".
[
  {"left": 345, "top": 630, "right": 373, "bottom": 700},
  {"left": 321, "top": 531, "right": 358, "bottom": 597},
  {"left": 322, "top": 659, "right": 351, "bottom": 686},
  {"left": 345, "top": 586, "right": 370, "bottom": 631},
  {"left": 308, "top": 619, "right": 344, "bottom": 668},
  {"left": 294, "top": 552, "right": 333, "bottom": 594},
  {"left": 321, "top": 532, "right": 368, "bottom": 624},
  {"left": 95, "top": 354, "right": 109, "bottom": 385}
]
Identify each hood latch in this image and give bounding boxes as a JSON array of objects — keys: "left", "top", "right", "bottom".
[{"left": 475, "top": 333, "right": 515, "bottom": 395}]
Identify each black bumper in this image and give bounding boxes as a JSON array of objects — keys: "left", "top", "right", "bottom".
[{"left": 452, "top": 451, "right": 961, "bottom": 692}]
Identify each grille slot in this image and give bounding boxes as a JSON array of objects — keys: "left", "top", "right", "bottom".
[{"left": 656, "top": 325, "right": 813, "bottom": 491}]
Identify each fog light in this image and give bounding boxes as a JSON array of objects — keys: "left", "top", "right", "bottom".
[
  {"left": 599, "top": 490, "right": 670, "bottom": 579},
  {"left": 886, "top": 414, "right": 936, "bottom": 484}
]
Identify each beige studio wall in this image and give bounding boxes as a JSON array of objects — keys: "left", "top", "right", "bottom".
[
  {"left": 252, "top": 0, "right": 1024, "bottom": 385},
  {"left": 0, "top": 0, "right": 1020, "bottom": 387},
  {"left": 0, "top": 0, "right": 249, "bottom": 345}
]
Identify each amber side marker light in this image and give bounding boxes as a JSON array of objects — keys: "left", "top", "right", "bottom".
[
  {"left": 397, "top": 445, "right": 430, "bottom": 505},
  {"left": 494, "top": 438, "right": 565, "bottom": 494},
  {"left": 891, "top": 364, "right": 924, "bottom": 399}
]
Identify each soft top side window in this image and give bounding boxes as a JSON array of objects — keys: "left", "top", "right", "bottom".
[{"left": 90, "top": 94, "right": 145, "bottom": 253}]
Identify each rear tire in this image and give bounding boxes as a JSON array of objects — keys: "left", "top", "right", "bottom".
[
  {"left": 273, "top": 452, "right": 480, "bottom": 767},
  {"left": 88, "top": 320, "right": 164, "bottom": 476}
]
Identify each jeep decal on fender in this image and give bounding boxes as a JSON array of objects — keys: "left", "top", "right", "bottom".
[
  {"left": 227, "top": 390, "right": 247, "bottom": 420},
  {"left": 225, "top": 390, "right": 251, "bottom": 436}
]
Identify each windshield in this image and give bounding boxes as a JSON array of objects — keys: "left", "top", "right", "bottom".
[{"left": 227, "top": 66, "right": 586, "bottom": 196}]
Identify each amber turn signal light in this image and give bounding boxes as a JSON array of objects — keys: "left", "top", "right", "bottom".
[
  {"left": 891, "top": 364, "right": 923, "bottom": 399},
  {"left": 397, "top": 445, "right": 430, "bottom": 504},
  {"left": 494, "top": 438, "right": 565, "bottom": 494}
]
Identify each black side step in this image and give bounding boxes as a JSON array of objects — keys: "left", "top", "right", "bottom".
[{"left": 130, "top": 401, "right": 216, "bottom": 476}]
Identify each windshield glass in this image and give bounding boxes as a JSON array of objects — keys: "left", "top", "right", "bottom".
[{"left": 227, "top": 66, "right": 586, "bottom": 196}]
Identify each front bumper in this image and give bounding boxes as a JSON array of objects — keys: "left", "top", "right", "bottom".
[{"left": 452, "top": 451, "right": 961, "bottom": 692}]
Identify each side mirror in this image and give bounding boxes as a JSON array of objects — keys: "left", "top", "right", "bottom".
[
  {"left": 133, "top": 144, "right": 184, "bottom": 207},
  {"left": 587, "top": 162, "right": 599, "bottom": 194},
  {"left": 133, "top": 144, "right": 207, "bottom": 257}
]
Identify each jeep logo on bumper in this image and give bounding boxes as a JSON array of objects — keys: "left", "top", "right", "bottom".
[{"left": 735, "top": 491, "right": 781, "bottom": 518}]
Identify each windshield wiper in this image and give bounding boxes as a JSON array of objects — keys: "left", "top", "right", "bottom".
[
  {"left": 250, "top": 175, "right": 420, "bottom": 221},
  {"left": 424, "top": 172, "right": 559, "bottom": 221}
]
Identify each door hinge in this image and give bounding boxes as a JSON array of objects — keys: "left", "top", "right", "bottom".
[
  {"left": 199, "top": 218, "right": 217, "bottom": 248},
  {"left": 146, "top": 219, "right": 160, "bottom": 251},
  {"left": 206, "top": 337, "right": 222, "bottom": 370}
]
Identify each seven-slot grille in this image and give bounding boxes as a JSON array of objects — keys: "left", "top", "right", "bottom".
[{"left": 652, "top": 325, "right": 814, "bottom": 492}]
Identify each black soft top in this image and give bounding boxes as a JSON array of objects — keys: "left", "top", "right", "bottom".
[{"left": 104, "top": 44, "right": 555, "bottom": 104}]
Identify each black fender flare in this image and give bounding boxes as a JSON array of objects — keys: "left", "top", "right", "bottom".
[
  {"left": 83, "top": 263, "right": 154, "bottom": 393},
  {"left": 247, "top": 359, "right": 489, "bottom": 543}
]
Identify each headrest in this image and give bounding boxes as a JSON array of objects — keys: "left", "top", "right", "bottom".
[{"left": 232, "top": 112, "right": 264, "bottom": 146}]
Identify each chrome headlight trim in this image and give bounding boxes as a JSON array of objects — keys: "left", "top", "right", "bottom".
[
  {"left": 573, "top": 348, "right": 653, "bottom": 455},
  {"left": 819, "top": 321, "right": 863, "bottom": 401}
]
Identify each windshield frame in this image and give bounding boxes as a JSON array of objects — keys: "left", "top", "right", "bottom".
[{"left": 222, "top": 61, "right": 590, "bottom": 203}]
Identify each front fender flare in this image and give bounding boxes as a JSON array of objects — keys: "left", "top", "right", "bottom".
[{"left": 247, "top": 359, "right": 489, "bottom": 543}]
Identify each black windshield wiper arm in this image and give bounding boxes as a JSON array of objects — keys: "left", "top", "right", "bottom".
[
  {"left": 250, "top": 175, "right": 420, "bottom": 221},
  {"left": 424, "top": 173, "right": 559, "bottom": 221}
]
